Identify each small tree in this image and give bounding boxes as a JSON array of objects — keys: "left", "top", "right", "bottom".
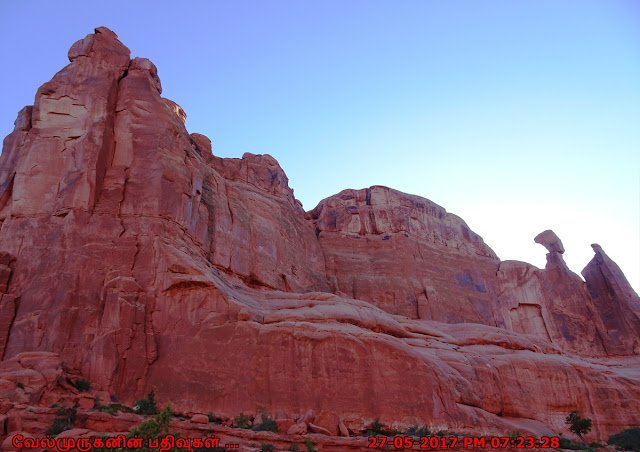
[
  {"left": 134, "top": 391, "right": 158, "bottom": 415},
  {"left": 565, "top": 410, "right": 592, "bottom": 445}
]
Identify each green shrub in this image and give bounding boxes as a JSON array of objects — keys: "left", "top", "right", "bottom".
[
  {"left": 607, "top": 427, "right": 640, "bottom": 451},
  {"left": 16, "top": 382, "right": 24, "bottom": 389},
  {"left": 47, "top": 418, "right": 71, "bottom": 437},
  {"left": 305, "top": 437, "right": 318, "bottom": 452},
  {"left": 261, "top": 443, "right": 276, "bottom": 452},
  {"left": 364, "top": 417, "right": 385, "bottom": 437},
  {"left": 254, "top": 413, "right": 278, "bottom": 432},
  {"left": 288, "top": 443, "right": 300, "bottom": 452},
  {"left": 407, "top": 424, "right": 430, "bottom": 437},
  {"left": 207, "top": 412, "right": 222, "bottom": 424},
  {"left": 74, "top": 378, "right": 91, "bottom": 392},
  {"left": 557, "top": 437, "right": 588, "bottom": 450},
  {"left": 134, "top": 391, "right": 158, "bottom": 415},
  {"left": 508, "top": 429, "right": 523, "bottom": 439},
  {"left": 233, "top": 413, "right": 252, "bottom": 429},
  {"left": 46, "top": 403, "right": 78, "bottom": 436}
]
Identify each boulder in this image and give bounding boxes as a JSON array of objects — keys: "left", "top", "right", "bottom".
[
  {"left": 190, "top": 414, "right": 209, "bottom": 424},
  {"left": 314, "top": 410, "right": 341, "bottom": 436}
]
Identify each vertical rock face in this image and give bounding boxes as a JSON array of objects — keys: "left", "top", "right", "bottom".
[
  {"left": 0, "top": 252, "right": 16, "bottom": 357},
  {"left": 0, "top": 27, "right": 639, "bottom": 442},
  {"left": 0, "top": 27, "right": 328, "bottom": 399},
  {"left": 5, "top": 27, "right": 130, "bottom": 216}
]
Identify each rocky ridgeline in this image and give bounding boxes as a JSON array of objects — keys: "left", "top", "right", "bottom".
[{"left": 0, "top": 27, "right": 638, "bottom": 449}]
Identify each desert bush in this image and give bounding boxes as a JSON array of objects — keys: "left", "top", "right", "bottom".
[
  {"left": 407, "top": 424, "right": 431, "bottom": 437},
  {"left": 607, "top": 427, "right": 640, "bottom": 451},
  {"left": 207, "top": 412, "right": 222, "bottom": 424},
  {"left": 234, "top": 413, "right": 252, "bottom": 429},
  {"left": 261, "top": 443, "right": 276, "bottom": 452},
  {"left": 364, "top": 417, "right": 386, "bottom": 437},
  {"left": 74, "top": 378, "right": 91, "bottom": 392},
  {"left": 288, "top": 443, "right": 300, "bottom": 452},
  {"left": 508, "top": 429, "right": 523, "bottom": 439},
  {"left": 254, "top": 413, "right": 278, "bottom": 432},
  {"left": 46, "top": 403, "right": 79, "bottom": 436},
  {"left": 134, "top": 390, "right": 158, "bottom": 415},
  {"left": 557, "top": 436, "right": 588, "bottom": 450},
  {"left": 305, "top": 437, "right": 318, "bottom": 452}
]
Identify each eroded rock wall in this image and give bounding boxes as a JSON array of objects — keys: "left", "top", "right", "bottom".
[
  {"left": 0, "top": 27, "right": 638, "bottom": 443},
  {"left": 0, "top": 27, "right": 328, "bottom": 400},
  {"left": 307, "top": 186, "right": 503, "bottom": 323},
  {"left": 309, "top": 186, "right": 640, "bottom": 358}
]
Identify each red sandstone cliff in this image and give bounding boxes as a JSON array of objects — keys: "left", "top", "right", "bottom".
[{"left": 0, "top": 27, "right": 638, "bottom": 447}]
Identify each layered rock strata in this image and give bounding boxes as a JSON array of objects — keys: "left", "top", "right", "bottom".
[{"left": 0, "top": 27, "right": 638, "bottom": 445}]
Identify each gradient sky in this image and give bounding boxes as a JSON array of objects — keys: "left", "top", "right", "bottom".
[{"left": 1, "top": 0, "right": 638, "bottom": 292}]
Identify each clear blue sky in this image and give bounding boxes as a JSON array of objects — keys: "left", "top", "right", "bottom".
[{"left": 1, "top": 0, "right": 638, "bottom": 292}]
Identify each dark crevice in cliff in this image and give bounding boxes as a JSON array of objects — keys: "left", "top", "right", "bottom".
[
  {"left": 92, "top": 59, "right": 130, "bottom": 214},
  {"left": 0, "top": 173, "right": 15, "bottom": 213},
  {"left": 117, "top": 68, "right": 129, "bottom": 82},
  {"left": 0, "top": 297, "right": 17, "bottom": 361}
]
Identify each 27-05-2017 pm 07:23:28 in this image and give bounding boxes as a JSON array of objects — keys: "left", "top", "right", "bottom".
[{"left": 368, "top": 435, "right": 561, "bottom": 449}]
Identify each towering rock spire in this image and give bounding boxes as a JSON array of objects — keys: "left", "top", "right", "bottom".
[{"left": 1, "top": 27, "right": 131, "bottom": 216}]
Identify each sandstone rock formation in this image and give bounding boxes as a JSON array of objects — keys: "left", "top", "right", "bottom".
[
  {"left": 307, "top": 186, "right": 502, "bottom": 322},
  {"left": 534, "top": 230, "right": 565, "bottom": 254},
  {"left": 0, "top": 27, "right": 638, "bottom": 447}
]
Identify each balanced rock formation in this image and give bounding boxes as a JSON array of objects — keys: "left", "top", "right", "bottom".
[
  {"left": 0, "top": 27, "right": 638, "bottom": 447},
  {"left": 534, "top": 230, "right": 565, "bottom": 254}
]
